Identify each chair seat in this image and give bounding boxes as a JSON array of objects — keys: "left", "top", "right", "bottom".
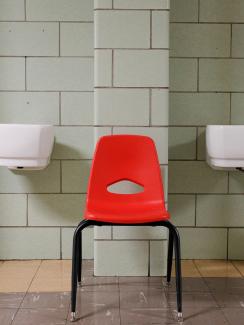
[{"left": 84, "top": 205, "right": 170, "bottom": 224}]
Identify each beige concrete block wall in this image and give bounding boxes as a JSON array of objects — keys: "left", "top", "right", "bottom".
[
  {"left": 94, "top": 0, "right": 169, "bottom": 276},
  {"left": 170, "top": 0, "right": 244, "bottom": 259},
  {"left": 1, "top": 0, "right": 244, "bottom": 265},
  {"left": 0, "top": 0, "right": 94, "bottom": 259}
]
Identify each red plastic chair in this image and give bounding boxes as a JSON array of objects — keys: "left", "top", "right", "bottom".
[{"left": 70, "top": 135, "right": 182, "bottom": 321}]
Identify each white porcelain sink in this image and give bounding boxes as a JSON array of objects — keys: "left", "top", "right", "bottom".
[
  {"left": 206, "top": 125, "right": 244, "bottom": 170},
  {"left": 0, "top": 124, "right": 54, "bottom": 170}
]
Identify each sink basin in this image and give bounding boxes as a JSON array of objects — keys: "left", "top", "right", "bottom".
[
  {"left": 206, "top": 125, "right": 244, "bottom": 170},
  {"left": 0, "top": 124, "right": 54, "bottom": 170}
]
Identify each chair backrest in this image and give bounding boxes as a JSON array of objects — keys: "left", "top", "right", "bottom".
[{"left": 86, "top": 135, "right": 166, "bottom": 210}]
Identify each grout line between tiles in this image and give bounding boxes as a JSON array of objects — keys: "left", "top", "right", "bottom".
[
  {"left": 60, "top": 227, "right": 62, "bottom": 259},
  {"left": 9, "top": 260, "right": 43, "bottom": 324},
  {"left": 95, "top": 86, "right": 168, "bottom": 89},
  {"left": 95, "top": 47, "right": 168, "bottom": 50},
  {"left": 60, "top": 160, "right": 63, "bottom": 193},
  {"left": 195, "top": 127, "right": 198, "bottom": 161},
  {"left": 58, "top": 22, "right": 61, "bottom": 56},
  {"left": 94, "top": 8, "right": 169, "bottom": 12},
  {"left": 194, "top": 195, "right": 197, "bottom": 227},
  {"left": 227, "top": 170, "right": 230, "bottom": 194},
  {"left": 0, "top": 20, "right": 94, "bottom": 23},
  {"left": 229, "top": 92, "right": 232, "bottom": 126},
  {"left": 25, "top": 57, "right": 27, "bottom": 91},
  {"left": 149, "top": 88, "right": 152, "bottom": 126},
  {"left": 198, "top": 0, "right": 200, "bottom": 23},
  {"left": 227, "top": 228, "right": 229, "bottom": 260},
  {"left": 192, "top": 260, "right": 203, "bottom": 277},
  {"left": 9, "top": 308, "right": 19, "bottom": 325},
  {"left": 230, "top": 23, "right": 233, "bottom": 58},
  {"left": 26, "top": 260, "right": 43, "bottom": 293},
  {"left": 150, "top": 10, "right": 152, "bottom": 49},
  {"left": 231, "top": 260, "right": 243, "bottom": 277},
  {"left": 24, "top": 0, "right": 27, "bottom": 21},
  {"left": 111, "top": 49, "right": 114, "bottom": 87},
  {"left": 197, "top": 58, "right": 200, "bottom": 92},
  {"left": 211, "top": 293, "right": 232, "bottom": 323},
  {"left": 26, "top": 194, "right": 29, "bottom": 226},
  {"left": 59, "top": 91, "right": 62, "bottom": 125},
  {"left": 65, "top": 303, "right": 71, "bottom": 325},
  {"left": 7, "top": 55, "right": 94, "bottom": 58}
]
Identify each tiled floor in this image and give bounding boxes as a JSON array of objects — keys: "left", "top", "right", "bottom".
[{"left": 0, "top": 260, "right": 244, "bottom": 324}]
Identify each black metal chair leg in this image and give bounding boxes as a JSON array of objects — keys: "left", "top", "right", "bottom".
[
  {"left": 71, "top": 219, "right": 92, "bottom": 322},
  {"left": 71, "top": 230, "right": 79, "bottom": 322},
  {"left": 161, "top": 220, "right": 182, "bottom": 321},
  {"left": 167, "top": 228, "right": 173, "bottom": 283},
  {"left": 77, "top": 231, "right": 82, "bottom": 286},
  {"left": 70, "top": 220, "right": 182, "bottom": 322},
  {"left": 172, "top": 225, "right": 182, "bottom": 321}
]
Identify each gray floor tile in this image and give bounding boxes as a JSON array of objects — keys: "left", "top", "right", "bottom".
[
  {"left": 4, "top": 271, "right": 244, "bottom": 325},
  {"left": 12, "top": 308, "right": 67, "bottom": 325},
  {"left": 21, "top": 292, "right": 70, "bottom": 310},
  {"left": 222, "top": 308, "right": 244, "bottom": 325},
  {"left": 0, "top": 293, "right": 25, "bottom": 308},
  {"left": 76, "top": 290, "right": 119, "bottom": 311},
  {"left": 166, "top": 278, "right": 210, "bottom": 292},
  {"left": 213, "top": 291, "right": 244, "bottom": 308},
  {"left": 82, "top": 260, "right": 95, "bottom": 277},
  {"left": 166, "top": 292, "right": 218, "bottom": 309},
  {"left": 119, "top": 276, "right": 163, "bottom": 287},
  {"left": 69, "top": 291, "right": 120, "bottom": 324},
  {"left": 120, "top": 287, "right": 167, "bottom": 309},
  {"left": 120, "top": 308, "right": 176, "bottom": 325},
  {"left": 204, "top": 278, "right": 244, "bottom": 293},
  {"left": 181, "top": 307, "right": 229, "bottom": 325},
  {"left": 80, "top": 276, "right": 119, "bottom": 292},
  {"left": 66, "top": 308, "right": 120, "bottom": 325}
]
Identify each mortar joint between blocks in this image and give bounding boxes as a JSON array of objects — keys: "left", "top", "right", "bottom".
[
  {"left": 26, "top": 194, "right": 29, "bottom": 227},
  {"left": 150, "top": 10, "right": 152, "bottom": 49}
]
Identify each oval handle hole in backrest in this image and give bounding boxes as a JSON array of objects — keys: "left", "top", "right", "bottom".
[{"left": 107, "top": 180, "right": 144, "bottom": 194}]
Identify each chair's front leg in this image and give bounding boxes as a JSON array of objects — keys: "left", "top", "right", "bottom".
[
  {"left": 71, "top": 228, "right": 79, "bottom": 322},
  {"left": 167, "top": 229, "right": 173, "bottom": 283},
  {"left": 77, "top": 231, "right": 82, "bottom": 286},
  {"left": 161, "top": 220, "right": 182, "bottom": 322}
]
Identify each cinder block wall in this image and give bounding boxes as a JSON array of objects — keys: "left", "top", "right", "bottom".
[
  {"left": 169, "top": 0, "right": 244, "bottom": 260},
  {"left": 0, "top": 0, "right": 94, "bottom": 259},
  {"left": 1, "top": 0, "right": 244, "bottom": 263},
  {"left": 93, "top": 0, "right": 170, "bottom": 276}
]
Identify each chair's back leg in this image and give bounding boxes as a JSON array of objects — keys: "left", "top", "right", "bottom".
[
  {"left": 71, "top": 219, "right": 92, "bottom": 322},
  {"left": 172, "top": 226, "right": 182, "bottom": 320}
]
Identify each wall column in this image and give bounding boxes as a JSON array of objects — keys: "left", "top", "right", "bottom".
[{"left": 94, "top": 0, "right": 170, "bottom": 275}]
